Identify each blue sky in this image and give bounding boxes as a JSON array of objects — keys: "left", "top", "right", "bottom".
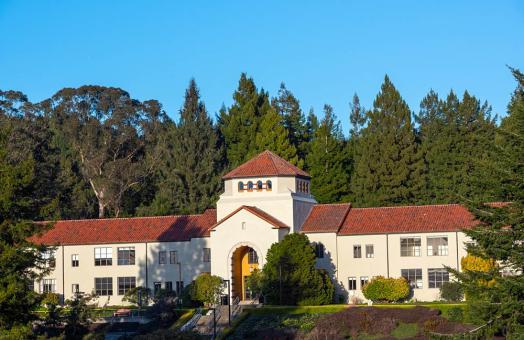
[{"left": 1, "top": 1, "right": 523, "bottom": 134}]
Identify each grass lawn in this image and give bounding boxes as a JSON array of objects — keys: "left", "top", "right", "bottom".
[
  {"left": 391, "top": 323, "right": 419, "bottom": 339},
  {"left": 243, "top": 304, "right": 349, "bottom": 315}
]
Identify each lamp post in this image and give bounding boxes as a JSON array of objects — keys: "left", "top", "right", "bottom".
[{"left": 223, "top": 279, "right": 231, "bottom": 326}]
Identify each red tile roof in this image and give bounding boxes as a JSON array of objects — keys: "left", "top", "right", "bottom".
[
  {"left": 338, "top": 204, "right": 478, "bottom": 235},
  {"left": 223, "top": 150, "right": 310, "bottom": 179},
  {"left": 29, "top": 209, "right": 217, "bottom": 245},
  {"left": 211, "top": 205, "right": 289, "bottom": 230},
  {"left": 301, "top": 203, "right": 351, "bottom": 233}
]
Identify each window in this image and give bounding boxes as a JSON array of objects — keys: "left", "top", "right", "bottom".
[
  {"left": 118, "top": 247, "right": 135, "bottom": 265},
  {"left": 42, "top": 250, "right": 56, "bottom": 268},
  {"left": 165, "top": 281, "right": 173, "bottom": 292},
  {"left": 95, "top": 277, "right": 113, "bottom": 296},
  {"left": 176, "top": 281, "right": 184, "bottom": 296},
  {"left": 401, "top": 269, "right": 423, "bottom": 289},
  {"left": 247, "top": 181, "right": 254, "bottom": 190},
  {"left": 170, "top": 251, "right": 177, "bottom": 264},
  {"left": 203, "top": 248, "right": 211, "bottom": 262},
  {"left": 360, "top": 276, "right": 369, "bottom": 289},
  {"left": 248, "top": 249, "right": 258, "bottom": 264},
  {"left": 365, "top": 245, "right": 374, "bottom": 258},
  {"left": 71, "top": 254, "right": 79, "bottom": 267},
  {"left": 72, "top": 284, "right": 80, "bottom": 293},
  {"left": 314, "top": 243, "right": 325, "bottom": 258},
  {"left": 348, "top": 277, "right": 357, "bottom": 290},
  {"left": 305, "top": 182, "right": 309, "bottom": 193},
  {"left": 266, "top": 180, "right": 272, "bottom": 190},
  {"left": 94, "top": 247, "right": 112, "bottom": 266},
  {"left": 238, "top": 181, "right": 244, "bottom": 191},
  {"left": 257, "top": 180, "right": 263, "bottom": 190},
  {"left": 28, "top": 280, "right": 34, "bottom": 292},
  {"left": 400, "top": 237, "right": 421, "bottom": 257},
  {"left": 159, "top": 251, "right": 167, "bottom": 264},
  {"left": 428, "top": 268, "right": 449, "bottom": 288},
  {"left": 41, "top": 279, "right": 56, "bottom": 293},
  {"left": 154, "top": 282, "right": 162, "bottom": 295},
  {"left": 427, "top": 237, "right": 449, "bottom": 256},
  {"left": 353, "top": 245, "right": 362, "bottom": 258},
  {"left": 118, "top": 277, "right": 136, "bottom": 295}
]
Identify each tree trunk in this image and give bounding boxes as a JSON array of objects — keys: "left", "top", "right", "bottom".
[{"left": 98, "top": 200, "right": 105, "bottom": 218}]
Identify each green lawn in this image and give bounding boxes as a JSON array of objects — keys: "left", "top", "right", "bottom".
[{"left": 391, "top": 323, "right": 419, "bottom": 339}]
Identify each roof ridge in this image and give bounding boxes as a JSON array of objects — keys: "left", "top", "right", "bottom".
[
  {"left": 315, "top": 202, "right": 352, "bottom": 206},
  {"left": 349, "top": 203, "right": 463, "bottom": 210},
  {"left": 39, "top": 209, "right": 216, "bottom": 224}
]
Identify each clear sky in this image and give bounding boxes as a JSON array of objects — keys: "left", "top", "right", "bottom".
[{"left": 1, "top": 1, "right": 523, "bottom": 133}]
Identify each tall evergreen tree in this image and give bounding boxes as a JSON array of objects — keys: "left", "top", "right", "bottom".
[
  {"left": 417, "top": 90, "right": 498, "bottom": 203},
  {"left": 351, "top": 76, "right": 424, "bottom": 206},
  {"left": 349, "top": 93, "right": 367, "bottom": 138},
  {"left": 254, "top": 109, "right": 299, "bottom": 165},
  {"left": 158, "top": 79, "right": 224, "bottom": 215},
  {"left": 306, "top": 105, "right": 350, "bottom": 203},
  {"left": 272, "top": 83, "right": 310, "bottom": 164},
  {"left": 452, "top": 68, "right": 524, "bottom": 338}
]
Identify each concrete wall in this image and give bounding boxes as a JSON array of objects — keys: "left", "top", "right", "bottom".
[
  {"left": 36, "top": 238, "right": 210, "bottom": 306},
  {"left": 307, "top": 231, "right": 470, "bottom": 303}
]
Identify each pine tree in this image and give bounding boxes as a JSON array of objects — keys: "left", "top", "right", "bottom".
[
  {"left": 451, "top": 68, "right": 524, "bottom": 337},
  {"left": 417, "top": 90, "right": 498, "bottom": 203},
  {"left": 306, "top": 105, "right": 350, "bottom": 203},
  {"left": 351, "top": 75, "right": 424, "bottom": 206},
  {"left": 272, "top": 83, "right": 310, "bottom": 164},
  {"left": 349, "top": 93, "right": 367, "bottom": 138},
  {"left": 170, "top": 79, "right": 224, "bottom": 214}
]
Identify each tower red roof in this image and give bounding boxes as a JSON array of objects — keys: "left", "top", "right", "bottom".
[{"left": 222, "top": 150, "right": 310, "bottom": 179}]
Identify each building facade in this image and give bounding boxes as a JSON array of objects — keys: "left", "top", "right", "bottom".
[{"left": 31, "top": 151, "right": 476, "bottom": 305}]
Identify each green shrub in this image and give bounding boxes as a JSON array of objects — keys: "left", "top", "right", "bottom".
[
  {"left": 439, "top": 282, "right": 464, "bottom": 302},
  {"left": 446, "top": 306, "right": 464, "bottom": 322},
  {"left": 362, "top": 276, "right": 410, "bottom": 303}
]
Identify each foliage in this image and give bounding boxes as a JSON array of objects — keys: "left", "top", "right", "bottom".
[
  {"left": 123, "top": 286, "right": 153, "bottom": 307},
  {"left": 446, "top": 307, "right": 464, "bottom": 322},
  {"left": 461, "top": 254, "right": 497, "bottom": 273},
  {"left": 63, "top": 292, "right": 94, "bottom": 339},
  {"left": 261, "top": 233, "right": 334, "bottom": 305},
  {"left": 391, "top": 323, "right": 419, "bottom": 339},
  {"left": 450, "top": 68, "right": 524, "bottom": 338},
  {"left": 439, "top": 282, "right": 464, "bottom": 302},
  {"left": 190, "top": 273, "right": 224, "bottom": 307},
  {"left": 350, "top": 75, "right": 424, "bottom": 206},
  {"left": 362, "top": 276, "right": 410, "bottom": 303}
]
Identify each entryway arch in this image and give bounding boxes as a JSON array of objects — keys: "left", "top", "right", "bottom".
[{"left": 227, "top": 242, "right": 262, "bottom": 301}]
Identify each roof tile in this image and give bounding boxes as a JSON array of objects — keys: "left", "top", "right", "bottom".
[{"left": 301, "top": 203, "right": 351, "bottom": 233}]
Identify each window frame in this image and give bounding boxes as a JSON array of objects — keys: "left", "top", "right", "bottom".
[
  {"left": 170, "top": 251, "right": 177, "bottom": 264},
  {"left": 165, "top": 281, "right": 173, "bottom": 292},
  {"left": 266, "top": 180, "right": 272, "bottom": 191},
  {"left": 94, "top": 277, "right": 113, "bottom": 296},
  {"left": 41, "top": 278, "right": 56, "bottom": 293},
  {"left": 365, "top": 244, "right": 374, "bottom": 258},
  {"left": 203, "top": 248, "right": 211, "bottom": 262},
  {"left": 428, "top": 268, "right": 450, "bottom": 288},
  {"left": 94, "top": 247, "right": 113, "bottom": 266},
  {"left": 72, "top": 283, "right": 80, "bottom": 293},
  {"left": 353, "top": 245, "right": 362, "bottom": 258},
  {"left": 117, "top": 276, "right": 136, "bottom": 295},
  {"left": 427, "top": 236, "right": 449, "bottom": 256},
  {"left": 247, "top": 181, "right": 254, "bottom": 191},
  {"left": 248, "top": 248, "right": 258, "bottom": 264},
  {"left": 360, "top": 276, "right": 369, "bottom": 289},
  {"left": 238, "top": 181, "right": 244, "bottom": 191},
  {"left": 71, "top": 254, "right": 79, "bottom": 267},
  {"left": 158, "top": 251, "right": 167, "bottom": 265},
  {"left": 348, "top": 277, "right": 357, "bottom": 291},
  {"left": 117, "top": 247, "right": 135, "bottom": 266},
  {"left": 153, "top": 282, "right": 162, "bottom": 295},
  {"left": 256, "top": 180, "right": 263, "bottom": 190},
  {"left": 401, "top": 268, "right": 423, "bottom": 289},
  {"left": 400, "top": 237, "right": 421, "bottom": 257}
]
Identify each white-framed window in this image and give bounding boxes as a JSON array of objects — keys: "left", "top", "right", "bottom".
[
  {"left": 117, "top": 247, "right": 135, "bottom": 265},
  {"left": 72, "top": 284, "right": 80, "bottom": 293},
  {"left": 40, "top": 279, "right": 56, "bottom": 293},
  {"left": 353, "top": 245, "right": 362, "bottom": 258},
  {"left": 365, "top": 245, "right": 374, "bottom": 258},
  {"left": 71, "top": 254, "right": 79, "bottom": 267},
  {"left": 117, "top": 277, "right": 136, "bottom": 295},
  {"left": 94, "top": 247, "right": 112, "bottom": 266},
  {"left": 170, "top": 251, "right": 177, "bottom": 264},
  {"left": 427, "top": 237, "right": 449, "bottom": 256},
  {"left": 95, "top": 277, "right": 113, "bottom": 295},
  {"left": 400, "top": 237, "right": 421, "bottom": 257},
  {"left": 159, "top": 251, "right": 167, "bottom": 264},
  {"left": 348, "top": 277, "right": 357, "bottom": 290},
  {"left": 428, "top": 268, "right": 450, "bottom": 288},
  {"left": 203, "top": 248, "right": 211, "bottom": 262},
  {"left": 360, "top": 276, "right": 369, "bottom": 289},
  {"left": 401, "top": 269, "right": 423, "bottom": 289}
]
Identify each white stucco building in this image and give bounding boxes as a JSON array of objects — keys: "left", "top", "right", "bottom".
[{"left": 31, "top": 150, "right": 476, "bottom": 305}]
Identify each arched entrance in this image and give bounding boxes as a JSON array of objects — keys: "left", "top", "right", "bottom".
[{"left": 231, "top": 246, "right": 259, "bottom": 300}]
